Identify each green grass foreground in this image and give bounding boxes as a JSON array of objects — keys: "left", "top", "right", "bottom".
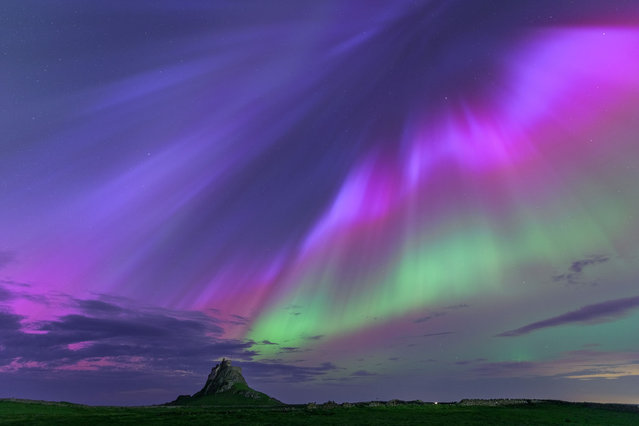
[{"left": 1, "top": 399, "right": 638, "bottom": 425}]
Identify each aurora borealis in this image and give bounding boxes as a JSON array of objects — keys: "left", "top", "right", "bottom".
[{"left": 1, "top": 0, "right": 639, "bottom": 405}]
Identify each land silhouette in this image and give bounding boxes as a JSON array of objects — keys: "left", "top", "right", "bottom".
[
  {"left": 1, "top": 359, "right": 638, "bottom": 425},
  {"left": 166, "top": 358, "right": 281, "bottom": 407}
]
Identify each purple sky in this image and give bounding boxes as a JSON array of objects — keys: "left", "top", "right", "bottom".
[{"left": 2, "top": 0, "right": 639, "bottom": 405}]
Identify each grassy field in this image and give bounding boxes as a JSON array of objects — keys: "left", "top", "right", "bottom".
[{"left": 1, "top": 399, "right": 638, "bottom": 425}]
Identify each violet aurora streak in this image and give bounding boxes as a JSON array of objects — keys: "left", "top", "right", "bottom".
[{"left": 1, "top": 0, "right": 639, "bottom": 405}]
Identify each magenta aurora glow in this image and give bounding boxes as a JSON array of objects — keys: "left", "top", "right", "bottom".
[{"left": 1, "top": 1, "right": 639, "bottom": 405}]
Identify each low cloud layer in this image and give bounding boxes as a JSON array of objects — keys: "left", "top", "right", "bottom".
[
  {"left": 471, "top": 349, "right": 639, "bottom": 381},
  {"left": 498, "top": 295, "right": 639, "bottom": 337},
  {"left": 0, "top": 293, "right": 252, "bottom": 372},
  {"left": 553, "top": 255, "right": 610, "bottom": 285},
  {"left": 0, "top": 285, "right": 337, "bottom": 404}
]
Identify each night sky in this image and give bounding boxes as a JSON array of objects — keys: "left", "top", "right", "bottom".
[{"left": 2, "top": 0, "right": 639, "bottom": 406}]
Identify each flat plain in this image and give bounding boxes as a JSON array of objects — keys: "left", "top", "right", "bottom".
[{"left": 1, "top": 399, "right": 639, "bottom": 425}]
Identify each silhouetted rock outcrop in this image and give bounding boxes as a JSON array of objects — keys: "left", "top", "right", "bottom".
[
  {"left": 166, "top": 358, "right": 281, "bottom": 406},
  {"left": 193, "top": 358, "right": 248, "bottom": 396}
]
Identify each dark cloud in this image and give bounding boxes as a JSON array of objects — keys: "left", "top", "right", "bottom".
[
  {"left": 0, "top": 280, "right": 34, "bottom": 302},
  {"left": 0, "top": 290, "right": 253, "bottom": 375},
  {"left": 454, "top": 358, "right": 486, "bottom": 366},
  {"left": 553, "top": 255, "right": 609, "bottom": 284},
  {"left": 40, "top": 313, "right": 221, "bottom": 343},
  {"left": 470, "top": 349, "right": 639, "bottom": 381},
  {"left": 570, "top": 256, "right": 610, "bottom": 274},
  {"left": 351, "top": 370, "right": 377, "bottom": 377},
  {"left": 0, "top": 290, "right": 344, "bottom": 403},
  {"left": 0, "top": 280, "right": 30, "bottom": 288},
  {"left": 75, "top": 299, "right": 125, "bottom": 314},
  {"left": 306, "top": 335, "right": 324, "bottom": 341},
  {"left": 283, "top": 304, "right": 302, "bottom": 310},
  {"left": 413, "top": 312, "right": 445, "bottom": 323},
  {"left": 229, "top": 314, "right": 249, "bottom": 324},
  {"left": 422, "top": 331, "right": 454, "bottom": 337},
  {"left": 444, "top": 304, "right": 470, "bottom": 310},
  {"left": 0, "top": 310, "right": 23, "bottom": 332},
  {"left": 0, "top": 287, "right": 13, "bottom": 302},
  {"left": 498, "top": 295, "right": 639, "bottom": 337},
  {"left": 0, "top": 287, "right": 342, "bottom": 404},
  {"left": 240, "top": 361, "right": 338, "bottom": 384}
]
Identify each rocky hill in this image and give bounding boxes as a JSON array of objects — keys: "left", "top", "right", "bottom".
[{"left": 167, "top": 358, "right": 281, "bottom": 406}]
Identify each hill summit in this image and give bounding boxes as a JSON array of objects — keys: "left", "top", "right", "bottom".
[
  {"left": 167, "top": 358, "right": 281, "bottom": 406},
  {"left": 194, "top": 358, "right": 248, "bottom": 396}
]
